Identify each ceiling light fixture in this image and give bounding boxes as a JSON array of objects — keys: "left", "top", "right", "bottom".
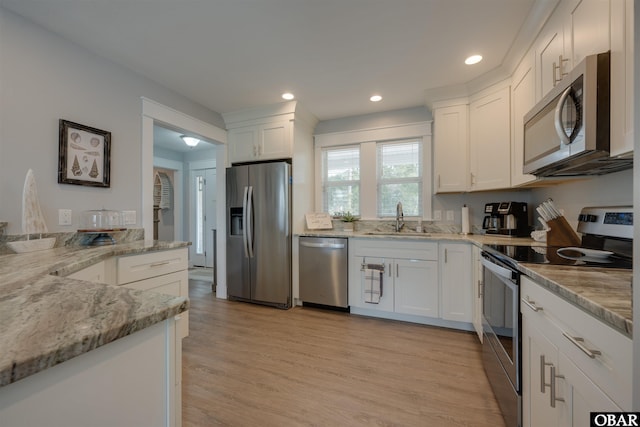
[
  {"left": 282, "top": 92, "right": 295, "bottom": 100},
  {"left": 181, "top": 135, "right": 200, "bottom": 147},
  {"left": 465, "top": 54, "right": 483, "bottom": 65},
  {"left": 370, "top": 95, "right": 382, "bottom": 102}
]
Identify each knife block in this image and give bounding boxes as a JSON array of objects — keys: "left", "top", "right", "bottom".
[{"left": 546, "top": 216, "right": 581, "bottom": 247}]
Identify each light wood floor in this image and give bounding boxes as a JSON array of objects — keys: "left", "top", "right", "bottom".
[{"left": 182, "top": 279, "right": 506, "bottom": 427}]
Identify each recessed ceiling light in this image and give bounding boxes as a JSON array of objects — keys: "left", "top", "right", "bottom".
[
  {"left": 465, "top": 55, "right": 483, "bottom": 65},
  {"left": 282, "top": 92, "right": 295, "bottom": 100},
  {"left": 370, "top": 95, "right": 382, "bottom": 102}
]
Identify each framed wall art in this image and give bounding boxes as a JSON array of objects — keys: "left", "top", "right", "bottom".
[{"left": 58, "top": 119, "right": 111, "bottom": 187}]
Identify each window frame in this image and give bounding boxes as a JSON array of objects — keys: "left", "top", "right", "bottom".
[
  {"left": 314, "top": 122, "right": 432, "bottom": 220},
  {"left": 321, "top": 144, "right": 361, "bottom": 216},
  {"left": 376, "top": 139, "right": 423, "bottom": 218}
]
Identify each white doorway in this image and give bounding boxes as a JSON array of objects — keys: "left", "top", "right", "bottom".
[
  {"left": 190, "top": 168, "right": 216, "bottom": 267},
  {"left": 141, "top": 97, "right": 228, "bottom": 298}
]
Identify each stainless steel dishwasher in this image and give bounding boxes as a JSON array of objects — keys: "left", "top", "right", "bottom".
[{"left": 299, "top": 237, "right": 348, "bottom": 309}]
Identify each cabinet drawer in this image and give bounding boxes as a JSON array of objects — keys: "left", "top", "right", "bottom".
[
  {"left": 121, "top": 270, "right": 189, "bottom": 339},
  {"left": 68, "top": 261, "right": 106, "bottom": 283},
  {"left": 117, "top": 248, "right": 188, "bottom": 285},
  {"left": 521, "top": 276, "right": 632, "bottom": 409},
  {"left": 351, "top": 238, "right": 438, "bottom": 260}
]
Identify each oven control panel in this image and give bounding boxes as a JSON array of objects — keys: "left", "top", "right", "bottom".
[{"left": 577, "top": 206, "right": 633, "bottom": 239}]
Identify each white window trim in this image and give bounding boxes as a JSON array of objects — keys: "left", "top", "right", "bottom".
[{"left": 314, "top": 122, "right": 432, "bottom": 220}]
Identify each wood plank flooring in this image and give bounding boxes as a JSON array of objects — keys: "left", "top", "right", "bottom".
[{"left": 182, "top": 280, "right": 506, "bottom": 427}]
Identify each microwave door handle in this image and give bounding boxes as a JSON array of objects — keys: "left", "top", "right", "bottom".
[{"left": 554, "top": 86, "right": 573, "bottom": 146}]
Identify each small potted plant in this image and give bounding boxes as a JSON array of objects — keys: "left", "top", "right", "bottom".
[{"left": 340, "top": 211, "right": 358, "bottom": 232}]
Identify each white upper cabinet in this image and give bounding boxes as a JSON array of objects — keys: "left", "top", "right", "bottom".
[
  {"left": 223, "top": 101, "right": 317, "bottom": 165},
  {"left": 535, "top": 6, "right": 568, "bottom": 100},
  {"left": 511, "top": 52, "right": 537, "bottom": 187},
  {"left": 532, "top": 0, "right": 633, "bottom": 158},
  {"left": 609, "top": 0, "right": 634, "bottom": 157},
  {"left": 432, "top": 83, "right": 511, "bottom": 193},
  {"left": 469, "top": 84, "right": 511, "bottom": 191},
  {"left": 567, "top": 0, "right": 611, "bottom": 66},
  {"left": 433, "top": 103, "right": 469, "bottom": 193},
  {"left": 228, "top": 121, "right": 292, "bottom": 163}
]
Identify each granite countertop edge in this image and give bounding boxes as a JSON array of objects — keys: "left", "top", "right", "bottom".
[
  {"left": 0, "top": 240, "right": 191, "bottom": 388},
  {"left": 296, "top": 231, "right": 633, "bottom": 338}
]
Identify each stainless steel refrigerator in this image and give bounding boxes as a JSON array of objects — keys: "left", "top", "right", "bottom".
[{"left": 226, "top": 161, "right": 291, "bottom": 309}]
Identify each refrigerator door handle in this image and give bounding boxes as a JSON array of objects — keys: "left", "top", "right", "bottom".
[
  {"left": 242, "top": 186, "right": 249, "bottom": 258},
  {"left": 247, "top": 185, "right": 255, "bottom": 258}
]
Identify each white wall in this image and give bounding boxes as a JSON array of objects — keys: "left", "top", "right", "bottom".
[
  {"left": 315, "top": 106, "right": 431, "bottom": 134},
  {"left": 0, "top": 7, "right": 224, "bottom": 234}
]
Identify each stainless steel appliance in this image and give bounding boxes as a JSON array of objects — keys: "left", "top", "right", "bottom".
[
  {"left": 480, "top": 250, "right": 522, "bottom": 427},
  {"left": 480, "top": 205, "right": 632, "bottom": 427},
  {"left": 226, "top": 161, "right": 292, "bottom": 309},
  {"left": 523, "top": 51, "right": 632, "bottom": 177},
  {"left": 482, "top": 202, "right": 530, "bottom": 237},
  {"left": 299, "top": 237, "right": 349, "bottom": 309}
]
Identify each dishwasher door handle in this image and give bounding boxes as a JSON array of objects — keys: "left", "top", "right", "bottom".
[{"left": 300, "top": 241, "right": 346, "bottom": 249}]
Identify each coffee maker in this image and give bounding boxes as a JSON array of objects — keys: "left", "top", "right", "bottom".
[{"left": 482, "top": 202, "right": 530, "bottom": 237}]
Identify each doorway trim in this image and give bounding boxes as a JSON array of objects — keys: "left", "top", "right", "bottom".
[{"left": 141, "top": 97, "right": 228, "bottom": 297}]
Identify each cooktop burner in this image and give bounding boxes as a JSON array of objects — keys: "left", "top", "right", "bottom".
[{"left": 483, "top": 244, "right": 633, "bottom": 270}]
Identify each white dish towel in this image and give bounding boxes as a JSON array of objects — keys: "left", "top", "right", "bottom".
[{"left": 363, "top": 263, "right": 385, "bottom": 304}]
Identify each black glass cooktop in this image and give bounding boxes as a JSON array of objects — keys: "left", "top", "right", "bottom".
[{"left": 483, "top": 244, "right": 633, "bottom": 270}]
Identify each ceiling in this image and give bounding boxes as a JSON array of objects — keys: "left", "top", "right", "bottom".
[
  {"left": 154, "top": 125, "right": 217, "bottom": 153},
  {"left": 0, "top": 0, "right": 550, "bottom": 122}
]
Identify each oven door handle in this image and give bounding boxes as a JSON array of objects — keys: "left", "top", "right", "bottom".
[{"left": 481, "top": 257, "right": 516, "bottom": 280}]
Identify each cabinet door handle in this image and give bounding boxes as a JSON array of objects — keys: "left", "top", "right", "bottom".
[
  {"left": 522, "top": 297, "right": 542, "bottom": 312},
  {"left": 396, "top": 263, "right": 399, "bottom": 278},
  {"left": 562, "top": 332, "right": 602, "bottom": 359},
  {"left": 477, "top": 280, "right": 483, "bottom": 298},
  {"left": 388, "top": 263, "right": 392, "bottom": 277},
  {"left": 540, "top": 354, "right": 552, "bottom": 393},
  {"left": 437, "top": 174, "right": 441, "bottom": 189},
  {"left": 444, "top": 248, "right": 448, "bottom": 263},
  {"left": 150, "top": 261, "right": 171, "bottom": 268},
  {"left": 550, "top": 365, "right": 565, "bottom": 408}
]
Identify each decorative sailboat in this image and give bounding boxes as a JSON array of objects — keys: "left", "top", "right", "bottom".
[{"left": 7, "top": 169, "right": 56, "bottom": 253}]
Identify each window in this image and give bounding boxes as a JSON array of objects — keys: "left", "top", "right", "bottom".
[
  {"left": 322, "top": 146, "right": 360, "bottom": 216},
  {"left": 315, "top": 121, "right": 431, "bottom": 219},
  {"left": 377, "top": 140, "right": 422, "bottom": 217}
]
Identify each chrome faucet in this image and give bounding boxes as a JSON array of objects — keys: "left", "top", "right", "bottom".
[{"left": 395, "top": 202, "right": 404, "bottom": 232}]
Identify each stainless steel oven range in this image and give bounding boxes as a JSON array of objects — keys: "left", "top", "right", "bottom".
[
  {"left": 480, "top": 249, "right": 521, "bottom": 427},
  {"left": 480, "top": 205, "right": 633, "bottom": 427}
]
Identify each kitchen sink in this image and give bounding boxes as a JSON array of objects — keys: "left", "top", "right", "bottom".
[{"left": 362, "top": 231, "right": 431, "bottom": 237}]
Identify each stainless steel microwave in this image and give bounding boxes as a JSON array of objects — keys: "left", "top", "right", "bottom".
[{"left": 523, "top": 51, "right": 631, "bottom": 177}]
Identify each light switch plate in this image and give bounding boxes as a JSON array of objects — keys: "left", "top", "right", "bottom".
[
  {"left": 446, "top": 210, "right": 455, "bottom": 221},
  {"left": 433, "top": 210, "right": 442, "bottom": 221},
  {"left": 122, "top": 210, "right": 136, "bottom": 225},
  {"left": 58, "top": 209, "right": 72, "bottom": 226}
]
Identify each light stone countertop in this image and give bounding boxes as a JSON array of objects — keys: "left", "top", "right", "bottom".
[
  {"left": 0, "top": 240, "right": 190, "bottom": 388},
  {"left": 298, "top": 230, "right": 633, "bottom": 337}
]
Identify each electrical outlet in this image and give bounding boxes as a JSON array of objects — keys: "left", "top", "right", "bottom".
[
  {"left": 446, "top": 210, "right": 455, "bottom": 221},
  {"left": 58, "top": 209, "right": 72, "bottom": 226},
  {"left": 122, "top": 210, "right": 137, "bottom": 225},
  {"left": 433, "top": 210, "right": 442, "bottom": 221}
]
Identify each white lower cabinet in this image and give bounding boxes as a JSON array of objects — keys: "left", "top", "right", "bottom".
[
  {"left": 521, "top": 275, "right": 631, "bottom": 427},
  {"left": 439, "top": 242, "right": 472, "bottom": 323},
  {"left": 394, "top": 258, "right": 439, "bottom": 317},
  {"left": 471, "top": 245, "right": 483, "bottom": 342},
  {"left": 350, "top": 239, "right": 438, "bottom": 319},
  {"left": 0, "top": 320, "right": 178, "bottom": 427},
  {"left": 65, "top": 247, "right": 189, "bottom": 427},
  {"left": 349, "top": 239, "right": 474, "bottom": 331}
]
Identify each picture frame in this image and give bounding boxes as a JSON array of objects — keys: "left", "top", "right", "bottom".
[{"left": 58, "top": 119, "right": 111, "bottom": 188}]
